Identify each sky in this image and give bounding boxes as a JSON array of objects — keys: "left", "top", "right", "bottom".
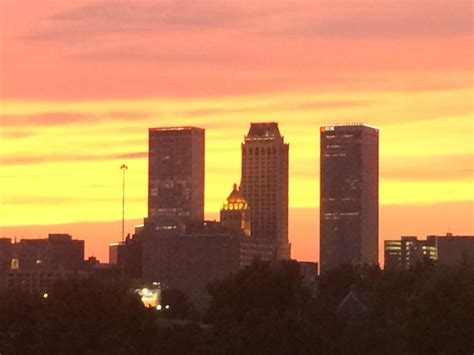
[{"left": 0, "top": 0, "right": 473, "bottom": 263}]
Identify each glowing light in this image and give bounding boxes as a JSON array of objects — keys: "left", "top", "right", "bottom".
[{"left": 135, "top": 286, "right": 161, "bottom": 309}]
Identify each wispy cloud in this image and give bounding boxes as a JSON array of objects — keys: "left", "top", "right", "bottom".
[
  {"left": 21, "top": 0, "right": 472, "bottom": 44},
  {"left": 22, "top": 0, "right": 242, "bottom": 42},
  {"left": 0, "top": 111, "right": 151, "bottom": 126},
  {"left": 280, "top": 1, "right": 473, "bottom": 38},
  {"left": 0, "top": 151, "right": 147, "bottom": 165}
]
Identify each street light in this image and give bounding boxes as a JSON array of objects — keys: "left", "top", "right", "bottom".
[{"left": 120, "top": 164, "right": 128, "bottom": 242}]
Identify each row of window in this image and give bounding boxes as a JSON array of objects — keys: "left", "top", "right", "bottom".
[{"left": 243, "top": 147, "right": 279, "bottom": 155}]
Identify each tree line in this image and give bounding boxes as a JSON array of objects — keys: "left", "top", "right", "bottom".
[{"left": 0, "top": 260, "right": 473, "bottom": 354}]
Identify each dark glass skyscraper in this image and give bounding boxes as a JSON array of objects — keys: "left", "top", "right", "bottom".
[
  {"left": 240, "top": 122, "right": 290, "bottom": 260},
  {"left": 320, "top": 124, "right": 379, "bottom": 273},
  {"left": 148, "top": 127, "right": 205, "bottom": 228}
]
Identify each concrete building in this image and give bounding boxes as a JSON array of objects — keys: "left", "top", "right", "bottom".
[
  {"left": 434, "top": 233, "right": 474, "bottom": 266},
  {"left": 147, "top": 127, "right": 205, "bottom": 229},
  {"left": 142, "top": 221, "right": 241, "bottom": 306},
  {"left": 6, "top": 269, "right": 92, "bottom": 293},
  {"left": 384, "top": 233, "right": 474, "bottom": 269},
  {"left": 320, "top": 124, "right": 379, "bottom": 273},
  {"left": 299, "top": 261, "right": 319, "bottom": 282},
  {"left": 109, "top": 242, "right": 124, "bottom": 266},
  {"left": 10, "top": 234, "right": 84, "bottom": 271},
  {"left": 240, "top": 122, "right": 290, "bottom": 260},
  {"left": 384, "top": 236, "right": 437, "bottom": 270},
  {"left": 0, "top": 234, "right": 86, "bottom": 291},
  {"left": 0, "top": 238, "right": 13, "bottom": 272}
]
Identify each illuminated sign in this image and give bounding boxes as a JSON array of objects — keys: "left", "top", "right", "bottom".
[{"left": 321, "top": 126, "right": 335, "bottom": 132}]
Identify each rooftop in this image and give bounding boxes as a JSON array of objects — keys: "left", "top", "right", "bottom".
[
  {"left": 226, "top": 184, "right": 247, "bottom": 205},
  {"left": 149, "top": 127, "right": 204, "bottom": 132},
  {"left": 246, "top": 122, "right": 282, "bottom": 140},
  {"left": 321, "top": 123, "right": 379, "bottom": 132}
]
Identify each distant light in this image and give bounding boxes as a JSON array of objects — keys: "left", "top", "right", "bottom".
[
  {"left": 165, "top": 305, "right": 170, "bottom": 310},
  {"left": 156, "top": 305, "right": 162, "bottom": 311},
  {"left": 43, "top": 293, "right": 48, "bottom": 299}
]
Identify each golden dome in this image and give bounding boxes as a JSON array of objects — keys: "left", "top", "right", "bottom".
[{"left": 227, "top": 183, "right": 247, "bottom": 204}]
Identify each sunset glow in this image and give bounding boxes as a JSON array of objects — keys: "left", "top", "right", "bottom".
[{"left": 1, "top": 0, "right": 472, "bottom": 262}]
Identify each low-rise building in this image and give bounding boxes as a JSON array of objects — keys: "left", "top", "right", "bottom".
[{"left": 384, "top": 233, "right": 474, "bottom": 270}]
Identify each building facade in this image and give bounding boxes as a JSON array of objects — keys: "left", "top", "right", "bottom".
[
  {"left": 13, "top": 234, "right": 84, "bottom": 270},
  {"left": 240, "top": 122, "right": 290, "bottom": 260},
  {"left": 385, "top": 233, "right": 474, "bottom": 269},
  {"left": 148, "top": 127, "right": 205, "bottom": 229},
  {"left": 384, "top": 236, "right": 437, "bottom": 270},
  {"left": 434, "top": 233, "right": 474, "bottom": 266},
  {"left": 320, "top": 124, "right": 379, "bottom": 273},
  {"left": 142, "top": 221, "right": 241, "bottom": 306},
  {"left": 220, "top": 184, "right": 251, "bottom": 237}
]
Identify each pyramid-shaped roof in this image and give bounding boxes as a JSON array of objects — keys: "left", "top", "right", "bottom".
[{"left": 226, "top": 184, "right": 247, "bottom": 204}]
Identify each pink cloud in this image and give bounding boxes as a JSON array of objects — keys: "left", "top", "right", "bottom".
[{"left": 0, "top": 1, "right": 471, "bottom": 99}]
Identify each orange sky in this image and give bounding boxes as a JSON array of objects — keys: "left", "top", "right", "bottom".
[{"left": 0, "top": 0, "right": 473, "bottom": 263}]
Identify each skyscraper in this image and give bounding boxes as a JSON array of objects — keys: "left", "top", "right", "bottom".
[
  {"left": 148, "top": 127, "right": 205, "bottom": 228},
  {"left": 320, "top": 124, "right": 379, "bottom": 273},
  {"left": 240, "top": 122, "right": 290, "bottom": 260}
]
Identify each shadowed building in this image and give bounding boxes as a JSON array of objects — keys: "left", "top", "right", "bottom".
[
  {"left": 15, "top": 234, "right": 84, "bottom": 270},
  {"left": 434, "top": 233, "right": 474, "bottom": 266},
  {"left": 0, "top": 238, "right": 13, "bottom": 272},
  {"left": 240, "top": 122, "right": 290, "bottom": 260},
  {"left": 320, "top": 124, "right": 379, "bottom": 273},
  {"left": 109, "top": 226, "right": 144, "bottom": 279},
  {"left": 1, "top": 234, "right": 85, "bottom": 291},
  {"left": 142, "top": 221, "right": 241, "bottom": 307},
  {"left": 147, "top": 127, "right": 205, "bottom": 229},
  {"left": 109, "top": 242, "right": 124, "bottom": 266}
]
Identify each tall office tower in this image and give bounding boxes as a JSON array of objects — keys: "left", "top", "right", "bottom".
[
  {"left": 240, "top": 122, "right": 290, "bottom": 260},
  {"left": 320, "top": 124, "right": 379, "bottom": 273},
  {"left": 148, "top": 127, "right": 205, "bottom": 228}
]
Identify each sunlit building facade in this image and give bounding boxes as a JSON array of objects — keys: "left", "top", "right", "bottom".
[
  {"left": 240, "top": 122, "right": 290, "bottom": 260},
  {"left": 147, "top": 127, "right": 205, "bottom": 228},
  {"left": 320, "top": 124, "right": 379, "bottom": 273},
  {"left": 220, "top": 184, "right": 251, "bottom": 237}
]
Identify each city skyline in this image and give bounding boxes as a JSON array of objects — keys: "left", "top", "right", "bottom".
[
  {"left": 0, "top": 0, "right": 473, "bottom": 264},
  {"left": 1, "top": 119, "right": 473, "bottom": 264}
]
